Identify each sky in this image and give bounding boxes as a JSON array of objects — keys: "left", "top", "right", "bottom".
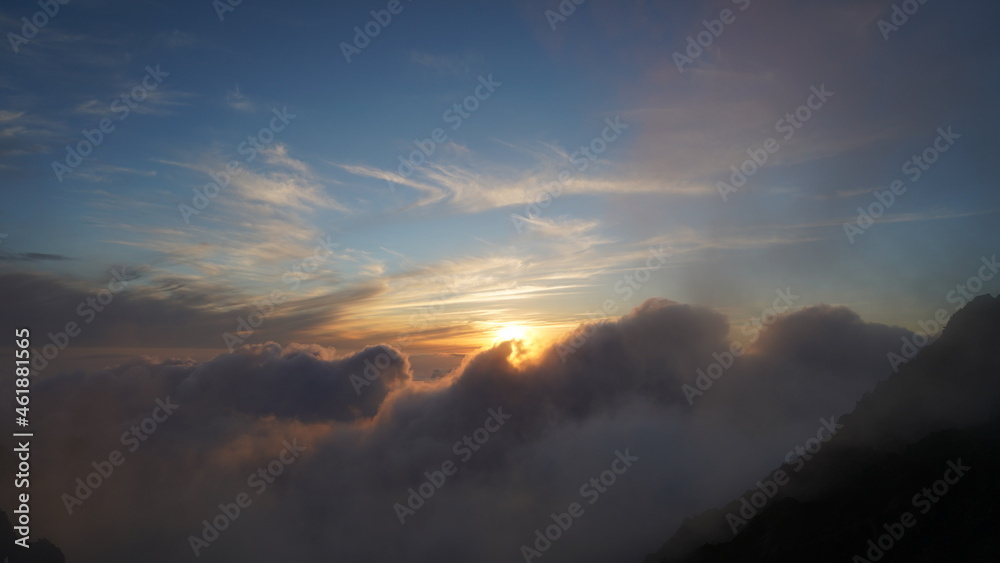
[
  {"left": 2, "top": 0, "right": 999, "bottom": 371},
  {"left": 2, "top": 1, "right": 1000, "bottom": 562}
]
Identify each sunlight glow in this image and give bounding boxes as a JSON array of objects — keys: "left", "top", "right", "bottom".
[{"left": 493, "top": 323, "right": 529, "bottom": 343}]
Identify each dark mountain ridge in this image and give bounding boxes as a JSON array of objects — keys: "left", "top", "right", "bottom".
[{"left": 646, "top": 294, "right": 1000, "bottom": 562}]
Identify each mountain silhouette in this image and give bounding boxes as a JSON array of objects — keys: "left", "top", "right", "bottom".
[
  {"left": 0, "top": 510, "right": 64, "bottom": 563},
  {"left": 645, "top": 294, "right": 1000, "bottom": 562}
]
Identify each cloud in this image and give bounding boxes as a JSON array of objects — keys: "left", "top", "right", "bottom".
[
  {"left": 409, "top": 51, "right": 481, "bottom": 75},
  {"left": 71, "top": 87, "right": 193, "bottom": 118},
  {"left": 161, "top": 30, "right": 198, "bottom": 49},
  {"left": 0, "top": 270, "right": 384, "bottom": 356},
  {"left": 225, "top": 86, "right": 256, "bottom": 112},
  {"left": 7, "top": 297, "right": 962, "bottom": 563},
  {"left": 184, "top": 342, "right": 411, "bottom": 422},
  {"left": 338, "top": 142, "right": 715, "bottom": 215},
  {"left": 162, "top": 144, "right": 349, "bottom": 213},
  {"left": 0, "top": 110, "right": 66, "bottom": 159},
  {"left": 0, "top": 251, "right": 71, "bottom": 261}
]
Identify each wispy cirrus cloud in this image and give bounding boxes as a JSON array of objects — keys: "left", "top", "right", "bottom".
[
  {"left": 337, "top": 140, "right": 716, "bottom": 215},
  {"left": 225, "top": 85, "right": 256, "bottom": 112},
  {"left": 409, "top": 51, "right": 482, "bottom": 75}
]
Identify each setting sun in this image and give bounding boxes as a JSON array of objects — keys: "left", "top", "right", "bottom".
[{"left": 493, "top": 323, "right": 530, "bottom": 343}]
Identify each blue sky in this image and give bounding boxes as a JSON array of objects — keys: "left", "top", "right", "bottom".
[{"left": 2, "top": 0, "right": 999, "bottom": 360}]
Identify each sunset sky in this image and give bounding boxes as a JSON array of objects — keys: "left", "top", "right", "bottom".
[
  {"left": 4, "top": 2, "right": 1000, "bottom": 563},
  {"left": 2, "top": 0, "right": 999, "bottom": 368}
]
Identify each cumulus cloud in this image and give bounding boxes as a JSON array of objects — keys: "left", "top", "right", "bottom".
[{"left": 8, "top": 296, "right": 984, "bottom": 563}]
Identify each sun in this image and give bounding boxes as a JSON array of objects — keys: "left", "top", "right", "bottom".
[
  {"left": 489, "top": 322, "right": 544, "bottom": 368},
  {"left": 493, "top": 323, "right": 529, "bottom": 343}
]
